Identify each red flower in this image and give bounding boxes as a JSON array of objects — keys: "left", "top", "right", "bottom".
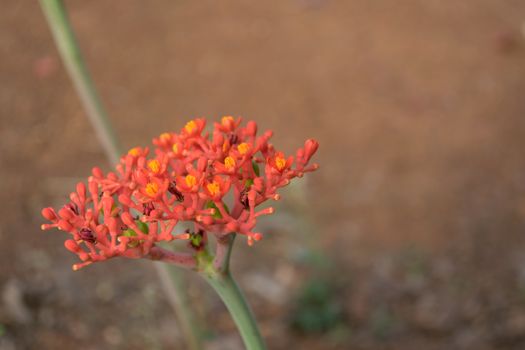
[
  {"left": 204, "top": 175, "right": 231, "bottom": 201},
  {"left": 41, "top": 118, "right": 319, "bottom": 270},
  {"left": 268, "top": 152, "right": 293, "bottom": 173},
  {"left": 182, "top": 118, "right": 206, "bottom": 137}
]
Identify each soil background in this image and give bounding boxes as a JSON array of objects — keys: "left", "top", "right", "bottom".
[{"left": 2, "top": 1, "right": 525, "bottom": 349}]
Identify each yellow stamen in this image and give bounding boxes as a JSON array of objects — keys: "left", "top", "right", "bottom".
[
  {"left": 275, "top": 156, "right": 286, "bottom": 171},
  {"left": 172, "top": 143, "right": 179, "bottom": 154},
  {"left": 185, "top": 174, "right": 197, "bottom": 188},
  {"left": 224, "top": 156, "right": 236, "bottom": 170},
  {"left": 238, "top": 143, "right": 250, "bottom": 155},
  {"left": 184, "top": 120, "right": 197, "bottom": 134},
  {"left": 221, "top": 116, "right": 234, "bottom": 126},
  {"left": 160, "top": 132, "right": 171, "bottom": 142},
  {"left": 147, "top": 159, "right": 161, "bottom": 174},
  {"left": 145, "top": 182, "right": 159, "bottom": 197},
  {"left": 128, "top": 147, "right": 140, "bottom": 157},
  {"left": 207, "top": 181, "right": 220, "bottom": 196}
]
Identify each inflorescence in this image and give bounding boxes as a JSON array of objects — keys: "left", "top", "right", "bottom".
[{"left": 41, "top": 117, "right": 319, "bottom": 270}]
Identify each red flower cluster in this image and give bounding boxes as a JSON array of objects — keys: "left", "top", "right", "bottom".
[{"left": 41, "top": 117, "right": 319, "bottom": 270}]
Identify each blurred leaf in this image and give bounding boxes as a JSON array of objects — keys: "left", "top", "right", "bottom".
[
  {"left": 290, "top": 278, "right": 345, "bottom": 333},
  {"left": 294, "top": 248, "right": 333, "bottom": 270},
  {"left": 328, "top": 323, "right": 352, "bottom": 345},
  {"left": 370, "top": 306, "right": 397, "bottom": 340},
  {"left": 399, "top": 246, "right": 427, "bottom": 278}
]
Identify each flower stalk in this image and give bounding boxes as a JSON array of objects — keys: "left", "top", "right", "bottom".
[
  {"left": 39, "top": 0, "right": 121, "bottom": 165},
  {"left": 204, "top": 271, "right": 266, "bottom": 350},
  {"left": 201, "top": 233, "right": 266, "bottom": 350},
  {"left": 39, "top": 1, "right": 204, "bottom": 349}
]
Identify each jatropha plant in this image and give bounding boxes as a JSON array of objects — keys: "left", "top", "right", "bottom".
[{"left": 41, "top": 117, "right": 318, "bottom": 349}]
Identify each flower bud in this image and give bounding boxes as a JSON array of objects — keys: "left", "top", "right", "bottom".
[
  {"left": 304, "top": 139, "right": 319, "bottom": 162},
  {"left": 118, "top": 194, "right": 132, "bottom": 207},
  {"left": 41, "top": 207, "right": 57, "bottom": 221},
  {"left": 76, "top": 182, "right": 86, "bottom": 199},
  {"left": 58, "top": 207, "right": 74, "bottom": 220},
  {"left": 92, "top": 167, "right": 104, "bottom": 178},
  {"left": 58, "top": 220, "right": 73, "bottom": 232},
  {"left": 246, "top": 121, "right": 257, "bottom": 136},
  {"left": 121, "top": 212, "right": 135, "bottom": 227},
  {"left": 197, "top": 157, "right": 207, "bottom": 172},
  {"left": 64, "top": 239, "right": 81, "bottom": 253},
  {"left": 105, "top": 217, "right": 118, "bottom": 234},
  {"left": 213, "top": 131, "right": 224, "bottom": 147},
  {"left": 88, "top": 180, "right": 99, "bottom": 198}
]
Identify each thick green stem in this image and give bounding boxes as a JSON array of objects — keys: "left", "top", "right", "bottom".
[
  {"left": 204, "top": 272, "right": 266, "bottom": 350},
  {"left": 39, "top": 1, "right": 204, "bottom": 349},
  {"left": 199, "top": 233, "right": 266, "bottom": 349}
]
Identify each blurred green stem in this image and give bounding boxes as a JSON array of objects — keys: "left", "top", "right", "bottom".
[
  {"left": 39, "top": 1, "right": 204, "bottom": 349},
  {"left": 39, "top": 0, "right": 120, "bottom": 165},
  {"left": 155, "top": 263, "right": 204, "bottom": 350}
]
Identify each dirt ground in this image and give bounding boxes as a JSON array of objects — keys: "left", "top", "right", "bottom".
[{"left": 2, "top": 1, "right": 525, "bottom": 349}]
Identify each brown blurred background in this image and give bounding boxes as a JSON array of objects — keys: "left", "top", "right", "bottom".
[{"left": 2, "top": 1, "right": 525, "bottom": 349}]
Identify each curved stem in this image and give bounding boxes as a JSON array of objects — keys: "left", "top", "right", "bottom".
[
  {"left": 39, "top": 0, "right": 121, "bottom": 165},
  {"left": 155, "top": 263, "right": 204, "bottom": 350},
  {"left": 39, "top": 2, "right": 205, "bottom": 349},
  {"left": 203, "top": 271, "right": 266, "bottom": 350}
]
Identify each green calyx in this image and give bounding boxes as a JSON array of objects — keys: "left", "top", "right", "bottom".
[
  {"left": 190, "top": 232, "right": 203, "bottom": 247},
  {"left": 195, "top": 250, "right": 215, "bottom": 276},
  {"left": 121, "top": 220, "right": 148, "bottom": 248},
  {"left": 135, "top": 220, "right": 149, "bottom": 234},
  {"left": 252, "top": 160, "right": 260, "bottom": 176}
]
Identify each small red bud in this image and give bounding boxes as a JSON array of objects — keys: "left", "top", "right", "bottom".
[
  {"left": 304, "top": 138, "right": 319, "bottom": 161},
  {"left": 58, "top": 220, "right": 73, "bottom": 231},
  {"left": 58, "top": 207, "right": 74, "bottom": 220},
  {"left": 64, "top": 239, "right": 80, "bottom": 253},
  {"left": 76, "top": 182, "right": 86, "bottom": 199},
  {"left": 88, "top": 180, "right": 99, "bottom": 197},
  {"left": 41, "top": 207, "right": 57, "bottom": 221},
  {"left": 92, "top": 167, "right": 104, "bottom": 178},
  {"left": 246, "top": 121, "right": 258, "bottom": 136},
  {"left": 121, "top": 212, "right": 135, "bottom": 227}
]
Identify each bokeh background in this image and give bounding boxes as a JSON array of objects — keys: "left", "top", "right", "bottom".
[{"left": 2, "top": 1, "right": 525, "bottom": 349}]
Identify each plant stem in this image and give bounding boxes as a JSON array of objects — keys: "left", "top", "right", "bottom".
[
  {"left": 200, "top": 234, "right": 266, "bottom": 349},
  {"left": 39, "top": 1, "right": 204, "bottom": 349},
  {"left": 39, "top": 0, "right": 121, "bottom": 165},
  {"left": 155, "top": 263, "right": 204, "bottom": 350},
  {"left": 204, "top": 271, "right": 266, "bottom": 350}
]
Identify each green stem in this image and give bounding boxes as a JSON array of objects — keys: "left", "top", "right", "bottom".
[
  {"left": 199, "top": 233, "right": 266, "bottom": 350},
  {"left": 155, "top": 263, "right": 204, "bottom": 350},
  {"left": 39, "top": 1, "right": 204, "bottom": 349},
  {"left": 204, "top": 271, "right": 266, "bottom": 350},
  {"left": 39, "top": 0, "right": 121, "bottom": 165}
]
